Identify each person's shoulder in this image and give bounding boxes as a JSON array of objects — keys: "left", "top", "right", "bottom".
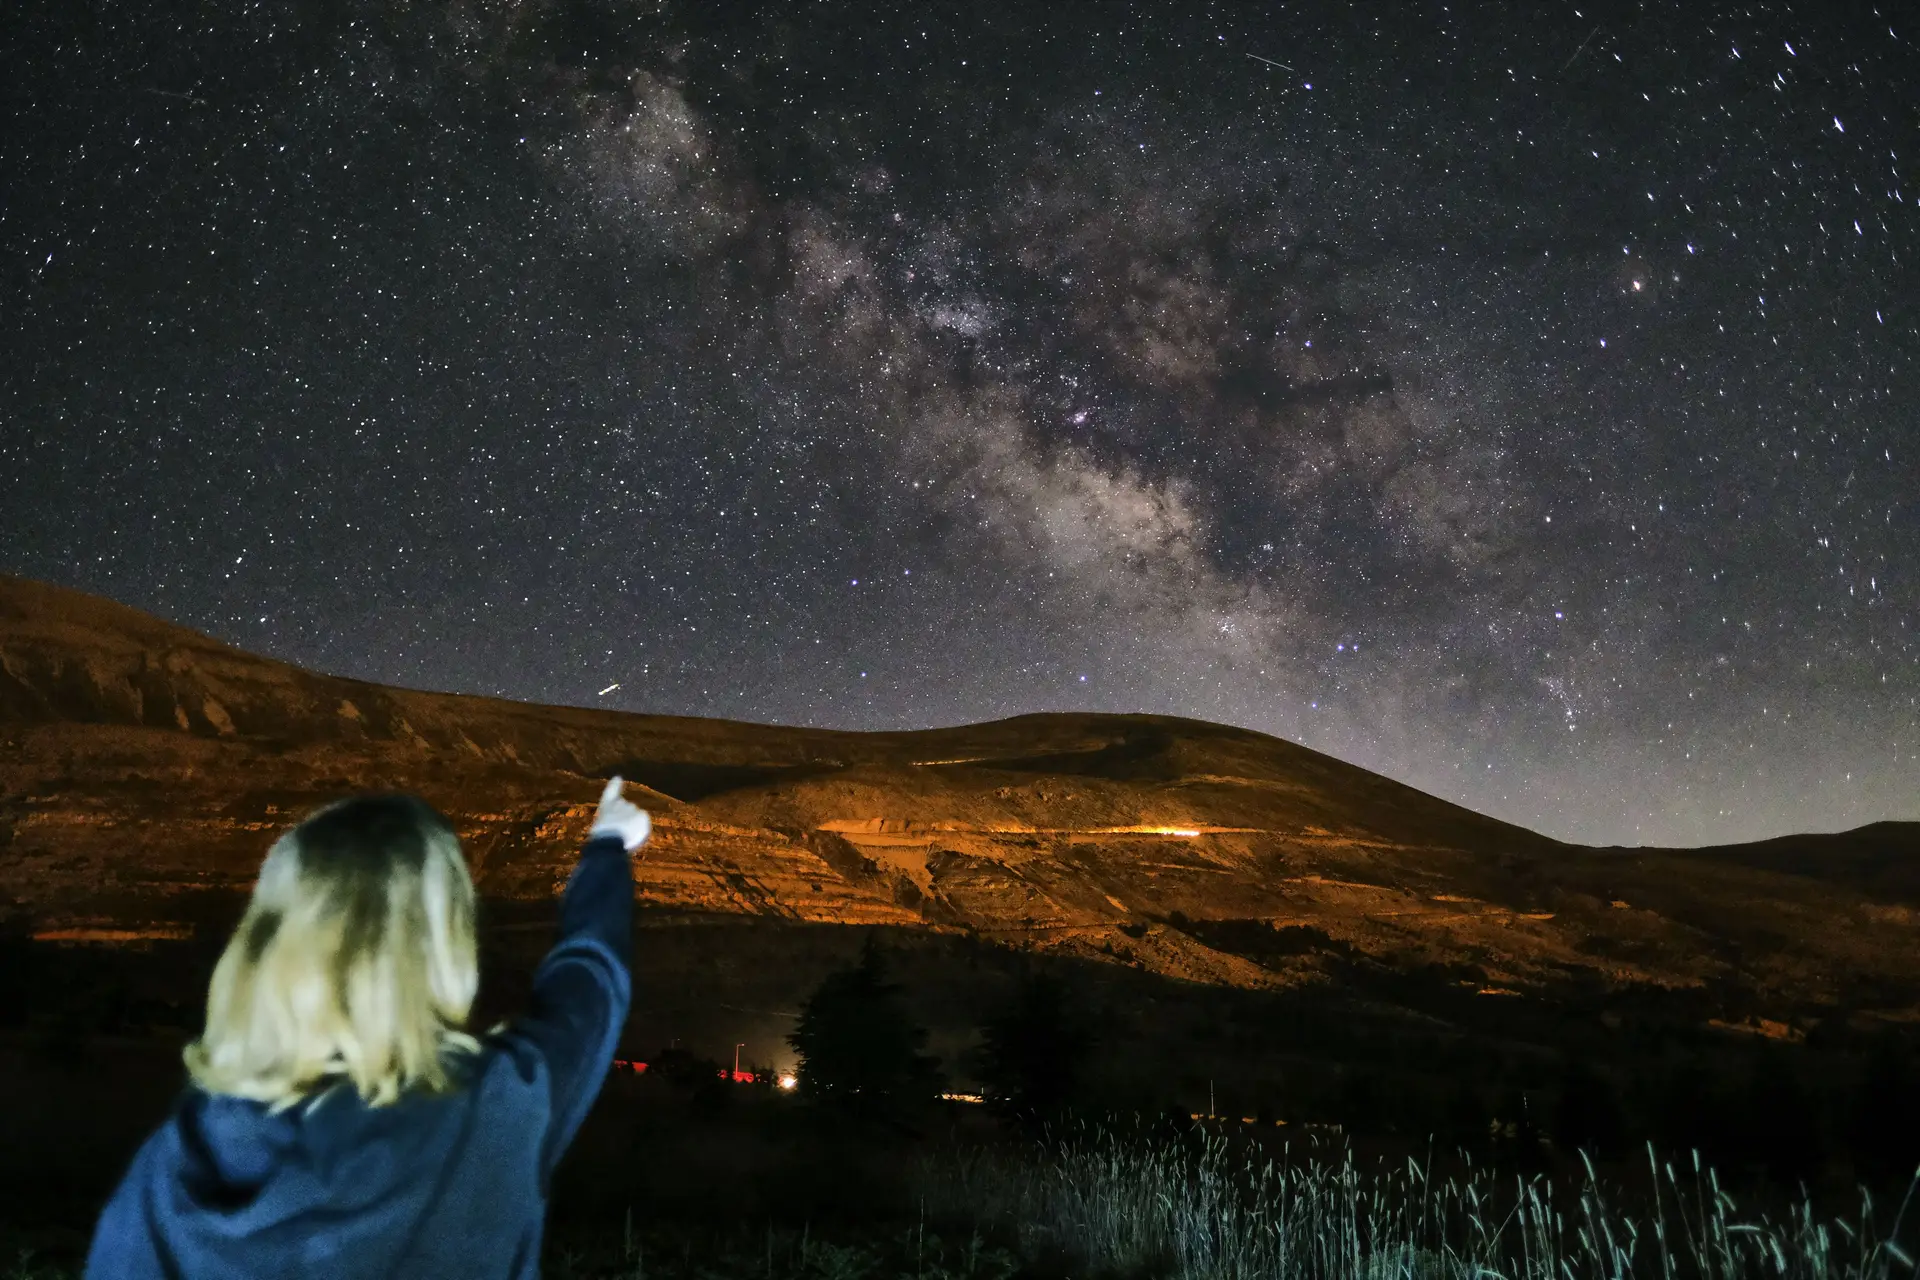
[{"left": 471, "top": 1028, "right": 560, "bottom": 1097}]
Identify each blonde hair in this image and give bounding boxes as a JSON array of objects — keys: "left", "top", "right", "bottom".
[{"left": 185, "top": 794, "right": 481, "bottom": 1109}]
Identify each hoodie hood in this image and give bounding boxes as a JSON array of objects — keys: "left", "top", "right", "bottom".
[{"left": 153, "top": 1085, "right": 473, "bottom": 1279}]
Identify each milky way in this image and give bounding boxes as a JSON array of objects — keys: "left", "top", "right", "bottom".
[{"left": 2, "top": 1, "right": 1915, "bottom": 846}]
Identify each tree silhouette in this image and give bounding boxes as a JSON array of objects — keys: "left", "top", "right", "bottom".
[
  {"left": 788, "top": 936, "right": 939, "bottom": 1113},
  {"left": 648, "top": 1045, "right": 733, "bottom": 1114},
  {"left": 976, "top": 972, "right": 1092, "bottom": 1125}
]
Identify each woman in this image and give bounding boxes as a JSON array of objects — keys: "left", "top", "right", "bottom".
[{"left": 84, "top": 776, "right": 651, "bottom": 1278}]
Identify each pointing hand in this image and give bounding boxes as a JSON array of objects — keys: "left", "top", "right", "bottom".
[{"left": 590, "top": 775, "right": 652, "bottom": 852}]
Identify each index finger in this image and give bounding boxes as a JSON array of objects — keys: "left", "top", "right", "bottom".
[{"left": 600, "top": 775, "right": 625, "bottom": 806}]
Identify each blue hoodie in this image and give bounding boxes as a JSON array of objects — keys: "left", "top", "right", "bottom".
[{"left": 84, "top": 834, "right": 633, "bottom": 1279}]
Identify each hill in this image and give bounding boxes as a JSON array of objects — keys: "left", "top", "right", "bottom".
[{"left": 3, "top": 572, "right": 1915, "bottom": 1025}]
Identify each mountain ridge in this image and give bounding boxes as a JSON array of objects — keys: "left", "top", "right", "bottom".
[{"left": 3, "top": 573, "right": 1915, "bottom": 1021}]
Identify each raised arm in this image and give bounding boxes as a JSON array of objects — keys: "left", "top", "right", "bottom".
[{"left": 509, "top": 776, "right": 648, "bottom": 1177}]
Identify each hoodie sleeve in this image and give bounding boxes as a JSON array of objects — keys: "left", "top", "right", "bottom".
[{"left": 508, "top": 833, "right": 633, "bottom": 1177}]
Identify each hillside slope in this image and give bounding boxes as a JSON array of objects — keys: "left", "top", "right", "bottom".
[{"left": 2, "top": 574, "right": 1915, "bottom": 1017}]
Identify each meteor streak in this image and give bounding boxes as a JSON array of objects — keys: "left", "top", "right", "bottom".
[{"left": 1560, "top": 26, "right": 1600, "bottom": 72}]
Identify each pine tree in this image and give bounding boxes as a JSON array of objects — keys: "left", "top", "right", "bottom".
[
  {"left": 788, "top": 936, "right": 939, "bottom": 1112},
  {"left": 976, "top": 972, "right": 1091, "bottom": 1124}
]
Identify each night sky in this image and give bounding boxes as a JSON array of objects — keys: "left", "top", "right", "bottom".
[{"left": 2, "top": 1, "right": 1914, "bottom": 847}]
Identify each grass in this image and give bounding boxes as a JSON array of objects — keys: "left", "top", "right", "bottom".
[
  {"left": 10, "top": 1126, "right": 1917, "bottom": 1279},
  {"left": 922, "top": 1125, "right": 1920, "bottom": 1280}
]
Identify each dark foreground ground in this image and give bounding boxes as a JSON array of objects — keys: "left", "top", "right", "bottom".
[
  {"left": 5, "top": 1055, "right": 1917, "bottom": 1279},
  {"left": 3, "top": 909, "right": 1920, "bottom": 1277}
]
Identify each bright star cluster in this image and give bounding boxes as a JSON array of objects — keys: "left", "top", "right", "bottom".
[{"left": 1, "top": 1, "right": 1914, "bottom": 846}]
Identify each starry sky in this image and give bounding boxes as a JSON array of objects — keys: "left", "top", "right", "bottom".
[{"left": 2, "top": 0, "right": 1915, "bottom": 848}]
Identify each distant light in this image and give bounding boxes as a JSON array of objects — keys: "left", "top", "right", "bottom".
[{"left": 777, "top": 1074, "right": 798, "bottom": 1091}]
